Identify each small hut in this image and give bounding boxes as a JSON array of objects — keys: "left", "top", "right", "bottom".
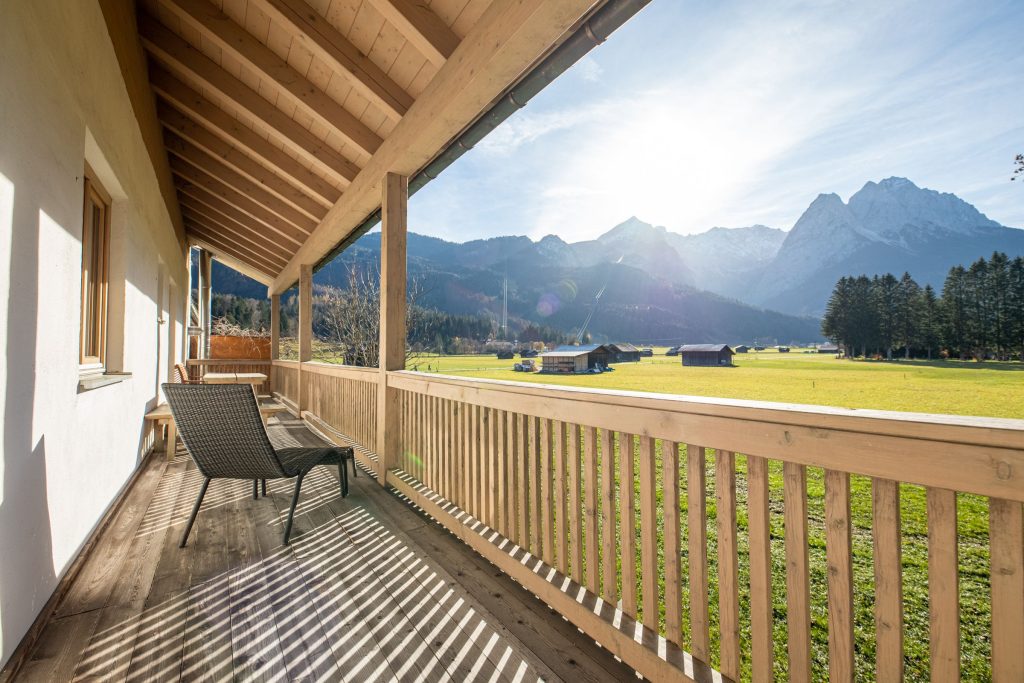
[
  {"left": 818, "top": 343, "right": 839, "bottom": 354},
  {"left": 679, "top": 344, "right": 734, "bottom": 367},
  {"left": 734, "top": 345, "right": 750, "bottom": 353},
  {"left": 777, "top": 346, "right": 790, "bottom": 353},
  {"left": 542, "top": 344, "right": 614, "bottom": 373},
  {"left": 609, "top": 343, "right": 641, "bottom": 363}
]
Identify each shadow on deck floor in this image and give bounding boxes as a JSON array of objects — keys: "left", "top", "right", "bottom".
[{"left": 12, "top": 417, "right": 639, "bottom": 682}]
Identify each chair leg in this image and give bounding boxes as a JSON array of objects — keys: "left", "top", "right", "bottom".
[
  {"left": 350, "top": 454, "right": 357, "bottom": 478},
  {"left": 338, "top": 461, "right": 347, "bottom": 498},
  {"left": 282, "top": 473, "right": 305, "bottom": 545},
  {"left": 180, "top": 477, "right": 211, "bottom": 548},
  {"left": 261, "top": 479, "right": 267, "bottom": 497},
  {"left": 253, "top": 479, "right": 258, "bottom": 499}
]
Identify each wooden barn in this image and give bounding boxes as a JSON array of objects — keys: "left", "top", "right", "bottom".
[
  {"left": 542, "top": 344, "right": 613, "bottom": 373},
  {"left": 609, "top": 342, "right": 641, "bottom": 362},
  {"left": 818, "top": 343, "right": 840, "bottom": 354},
  {"left": 680, "top": 344, "right": 735, "bottom": 367},
  {"left": 734, "top": 345, "right": 750, "bottom": 353}
]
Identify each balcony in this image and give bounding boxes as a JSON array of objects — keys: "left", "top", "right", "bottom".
[{"left": 13, "top": 358, "right": 1023, "bottom": 681}]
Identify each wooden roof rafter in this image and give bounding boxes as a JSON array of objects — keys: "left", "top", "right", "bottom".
[
  {"left": 365, "top": 0, "right": 460, "bottom": 69},
  {"left": 177, "top": 193, "right": 301, "bottom": 256},
  {"left": 149, "top": 66, "right": 343, "bottom": 206},
  {"left": 187, "top": 233, "right": 276, "bottom": 285},
  {"left": 164, "top": 130, "right": 325, "bottom": 226},
  {"left": 156, "top": 0, "right": 384, "bottom": 158},
  {"left": 158, "top": 102, "right": 332, "bottom": 217},
  {"left": 246, "top": 0, "right": 415, "bottom": 122},
  {"left": 139, "top": 12, "right": 363, "bottom": 183}
]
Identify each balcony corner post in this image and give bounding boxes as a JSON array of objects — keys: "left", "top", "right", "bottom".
[{"left": 377, "top": 172, "right": 408, "bottom": 485}]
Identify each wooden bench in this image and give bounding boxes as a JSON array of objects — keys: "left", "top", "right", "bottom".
[{"left": 145, "top": 399, "right": 289, "bottom": 461}]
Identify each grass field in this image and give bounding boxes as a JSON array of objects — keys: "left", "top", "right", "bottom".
[
  {"left": 405, "top": 348, "right": 1023, "bottom": 418},
  {"left": 310, "top": 347, "right": 1020, "bottom": 679}
]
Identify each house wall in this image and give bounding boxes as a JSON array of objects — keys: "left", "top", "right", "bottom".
[{"left": 0, "top": 0, "right": 187, "bottom": 668}]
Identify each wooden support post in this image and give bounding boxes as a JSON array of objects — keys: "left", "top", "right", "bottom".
[
  {"left": 298, "top": 264, "right": 312, "bottom": 414},
  {"left": 376, "top": 172, "right": 408, "bottom": 484},
  {"left": 270, "top": 293, "right": 280, "bottom": 361},
  {"left": 199, "top": 249, "right": 212, "bottom": 359}
]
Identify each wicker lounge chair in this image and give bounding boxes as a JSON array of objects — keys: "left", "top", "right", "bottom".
[{"left": 162, "top": 383, "right": 356, "bottom": 546}]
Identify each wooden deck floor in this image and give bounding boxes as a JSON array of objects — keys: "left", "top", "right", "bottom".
[{"left": 13, "top": 417, "right": 638, "bottom": 682}]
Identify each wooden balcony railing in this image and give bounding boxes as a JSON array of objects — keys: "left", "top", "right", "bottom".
[{"left": 267, "top": 359, "right": 1024, "bottom": 682}]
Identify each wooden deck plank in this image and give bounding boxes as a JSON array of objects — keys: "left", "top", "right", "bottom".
[{"left": 11, "top": 418, "right": 633, "bottom": 683}]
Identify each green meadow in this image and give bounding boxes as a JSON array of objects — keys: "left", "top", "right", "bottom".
[
  {"left": 408, "top": 348, "right": 1023, "bottom": 419},
  {"left": 394, "top": 349, "right": 1021, "bottom": 680}
]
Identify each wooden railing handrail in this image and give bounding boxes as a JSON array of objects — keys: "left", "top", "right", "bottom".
[
  {"left": 388, "top": 370, "right": 1024, "bottom": 502},
  {"left": 187, "top": 358, "right": 272, "bottom": 366}
]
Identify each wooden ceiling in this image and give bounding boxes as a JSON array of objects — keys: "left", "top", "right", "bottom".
[
  {"left": 138, "top": 0, "right": 605, "bottom": 288},
  {"left": 138, "top": 0, "right": 490, "bottom": 281}
]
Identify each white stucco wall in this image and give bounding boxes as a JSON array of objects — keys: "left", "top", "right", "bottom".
[{"left": 0, "top": 0, "right": 188, "bottom": 667}]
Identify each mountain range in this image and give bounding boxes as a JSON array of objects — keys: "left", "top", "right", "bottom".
[{"left": 209, "top": 177, "right": 1023, "bottom": 342}]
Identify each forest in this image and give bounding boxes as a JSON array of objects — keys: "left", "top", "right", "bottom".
[{"left": 821, "top": 252, "right": 1024, "bottom": 360}]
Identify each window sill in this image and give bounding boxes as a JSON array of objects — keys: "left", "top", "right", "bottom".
[{"left": 78, "top": 371, "right": 132, "bottom": 393}]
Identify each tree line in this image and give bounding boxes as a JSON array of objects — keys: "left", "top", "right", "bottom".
[{"left": 822, "top": 252, "right": 1024, "bottom": 360}]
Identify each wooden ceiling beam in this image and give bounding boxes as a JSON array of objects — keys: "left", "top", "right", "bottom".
[
  {"left": 175, "top": 177, "right": 305, "bottom": 249},
  {"left": 366, "top": 0, "right": 460, "bottom": 69},
  {"left": 248, "top": 0, "right": 414, "bottom": 122},
  {"left": 187, "top": 230, "right": 279, "bottom": 282},
  {"left": 185, "top": 227, "right": 289, "bottom": 276},
  {"left": 271, "top": 0, "right": 603, "bottom": 293},
  {"left": 159, "top": 0, "right": 382, "bottom": 157},
  {"left": 187, "top": 220, "right": 288, "bottom": 272},
  {"left": 159, "top": 102, "right": 331, "bottom": 218},
  {"left": 180, "top": 203, "right": 295, "bottom": 266},
  {"left": 170, "top": 156, "right": 314, "bottom": 241},
  {"left": 150, "top": 67, "right": 342, "bottom": 205},
  {"left": 165, "top": 130, "right": 324, "bottom": 226},
  {"left": 139, "top": 12, "right": 361, "bottom": 183},
  {"left": 188, "top": 228, "right": 280, "bottom": 278}
]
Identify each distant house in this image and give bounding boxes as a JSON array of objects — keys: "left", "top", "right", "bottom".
[
  {"left": 519, "top": 349, "right": 539, "bottom": 358},
  {"left": 666, "top": 346, "right": 680, "bottom": 356},
  {"left": 680, "top": 344, "right": 734, "bottom": 367},
  {"left": 754, "top": 346, "right": 766, "bottom": 351},
  {"left": 542, "top": 344, "right": 614, "bottom": 373},
  {"left": 496, "top": 350, "right": 514, "bottom": 359},
  {"left": 777, "top": 346, "right": 791, "bottom": 353},
  {"left": 640, "top": 348, "right": 654, "bottom": 357},
  {"left": 608, "top": 343, "right": 641, "bottom": 363},
  {"left": 818, "top": 343, "right": 840, "bottom": 354},
  {"left": 734, "top": 345, "right": 750, "bottom": 353}
]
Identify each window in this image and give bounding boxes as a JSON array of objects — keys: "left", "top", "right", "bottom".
[{"left": 80, "top": 165, "right": 111, "bottom": 366}]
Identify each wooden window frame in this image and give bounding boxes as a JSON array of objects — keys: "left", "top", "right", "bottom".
[{"left": 80, "top": 163, "right": 112, "bottom": 367}]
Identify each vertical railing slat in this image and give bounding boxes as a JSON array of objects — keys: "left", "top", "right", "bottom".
[
  {"left": 927, "top": 487, "right": 960, "bottom": 683},
  {"left": 600, "top": 428, "right": 618, "bottom": 605},
  {"left": 989, "top": 497, "right": 1024, "bottom": 681},
  {"left": 872, "top": 477, "right": 904, "bottom": 682},
  {"left": 554, "top": 421, "right": 568, "bottom": 574},
  {"left": 529, "top": 416, "right": 541, "bottom": 556},
  {"left": 540, "top": 418, "right": 554, "bottom": 566},
  {"left": 569, "top": 423, "right": 584, "bottom": 583},
  {"left": 663, "top": 441, "right": 683, "bottom": 648},
  {"left": 747, "top": 455, "right": 772, "bottom": 682},
  {"left": 716, "top": 450, "right": 740, "bottom": 680},
  {"left": 687, "top": 443, "right": 710, "bottom": 663},
  {"left": 825, "top": 469, "right": 854, "bottom": 682},
  {"left": 584, "top": 426, "right": 599, "bottom": 594},
  {"left": 639, "top": 436, "right": 658, "bottom": 630},
  {"left": 620, "top": 433, "right": 638, "bottom": 616},
  {"left": 784, "top": 461, "right": 812, "bottom": 683}
]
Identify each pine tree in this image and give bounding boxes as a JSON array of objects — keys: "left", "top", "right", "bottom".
[
  {"left": 895, "top": 272, "right": 922, "bottom": 358},
  {"left": 920, "top": 285, "right": 941, "bottom": 359},
  {"left": 873, "top": 273, "right": 900, "bottom": 359},
  {"left": 822, "top": 276, "right": 853, "bottom": 352},
  {"left": 941, "top": 266, "right": 969, "bottom": 358}
]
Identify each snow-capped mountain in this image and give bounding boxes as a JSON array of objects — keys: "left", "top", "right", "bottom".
[{"left": 752, "top": 177, "right": 1023, "bottom": 315}]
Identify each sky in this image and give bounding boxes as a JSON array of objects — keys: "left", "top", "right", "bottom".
[{"left": 407, "top": 0, "right": 1024, "bottom": 243}]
